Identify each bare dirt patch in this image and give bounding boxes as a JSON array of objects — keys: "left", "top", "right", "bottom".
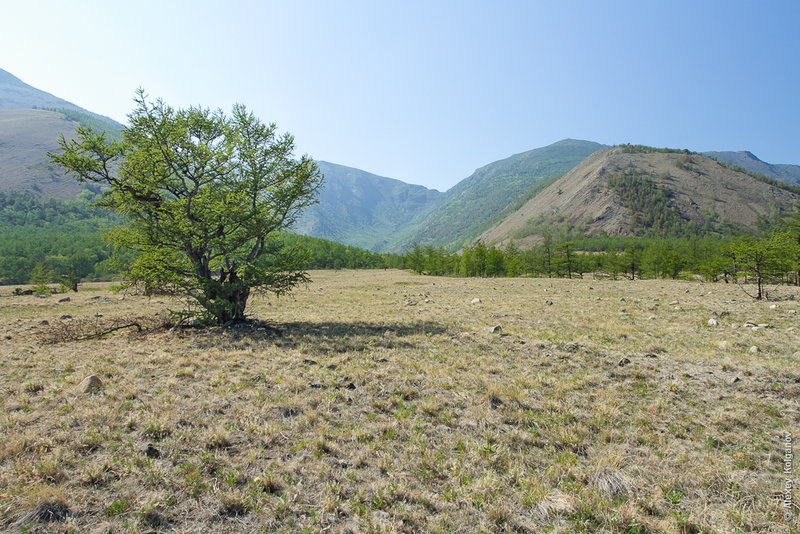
[{"left": 1, "top": 271, "right": 798, "bottom": 532}]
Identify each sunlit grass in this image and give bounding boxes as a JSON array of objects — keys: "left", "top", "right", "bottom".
[{"left": 0, "top": 270, "right": 797, "bottom": 532}]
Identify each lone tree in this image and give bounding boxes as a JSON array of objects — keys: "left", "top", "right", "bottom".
[{"left": 51, "top": 90, "right": 323, "bottom": 324}]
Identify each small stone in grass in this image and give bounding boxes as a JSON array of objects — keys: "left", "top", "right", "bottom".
[{"left": 78, "top": 375, "right": 103, "bottom": 393}]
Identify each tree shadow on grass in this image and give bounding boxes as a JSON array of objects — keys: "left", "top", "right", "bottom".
[{"left": 188, "top": 319, "right": 450, "bottom": 353}]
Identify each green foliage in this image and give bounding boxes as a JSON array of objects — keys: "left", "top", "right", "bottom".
[
  {"left": 0, "top": 193, "right": 401, "bottom": 287},
  {"left": 34, "top": 106, "right": 123, "bottom": 142},
  {"left": 730, "top": 232, "right": 799, "bottom": 298},
  {"left": 58, "top": 271, "right": 80, "bottom": 292},
  {"left": 606, "top": 170, "right": 689, "bottom": 238},
  {"left": 0, "top": 191, "right": 125, "bottom": 285},
  {"left": 50, "top": 90, "right": 323, "bottom": 324},
  {"left": 401, "top": 229, "right": 800, "bottom": 290},
  {"left": 404, "top": 140, "right": 603, "bottom": 250},
  {"left": 29, "top": 262, "right": 53, "bottom": 296},
  {"left": 617, "top": 144, "right": 693, "bottom": 155}
]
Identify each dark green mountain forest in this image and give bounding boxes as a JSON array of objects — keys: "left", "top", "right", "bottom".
[{"left": 0, "top": 191, "right": 401, "bottom": 285}]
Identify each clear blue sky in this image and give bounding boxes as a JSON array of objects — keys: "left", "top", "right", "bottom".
[{"left": 2, "top": 0, "right": 798, "bottom": 191}]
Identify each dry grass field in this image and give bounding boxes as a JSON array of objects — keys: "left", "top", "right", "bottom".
[{"left": 1, "top": 269, "right": 799, "bottom": 533}]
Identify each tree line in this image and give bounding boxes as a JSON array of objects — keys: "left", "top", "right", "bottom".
[
  {"left": 0, "top": 191, "right": 403, "bottom": 286},
  {"left": 402, "top": 222, "right": 800, "bottom": 298}
]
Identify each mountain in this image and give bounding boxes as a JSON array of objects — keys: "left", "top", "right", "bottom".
[
  {"left": 480, "top": 146, "right": 800, "bottom": 248},
  {"left": 0, "top": 109, "right": 87, "bottom": 199},
  {"left": 293, "top": 161, "right": 443, "bottom": 251},
  {"left": 0, "top": 68, "right": 82, "bottom": 111},
  {"left": 0, "top": 68, "right": 123, "bottom": 129},
  {"left": 398, "top": 139, "right": 604, "bottom": 250},
  {"left": 703, "top": 150, "right": 800, "bottom": 187},
  {"left": 0, "top": 107, "right": 125, "bottom": 199},
  {"left": 0, "top": 68, "right": 124, "bottom": 199}
]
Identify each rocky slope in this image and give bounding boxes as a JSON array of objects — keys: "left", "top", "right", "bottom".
[{"left": 480, "top": 147, "right": 800, "bottom": 248}]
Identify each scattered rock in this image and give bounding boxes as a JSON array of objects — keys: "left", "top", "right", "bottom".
[
  {"left": 644, "top": 353, "right": 658, "bottom": 358},
  {"left": 58, "top": 297, "right": 70, "bottom": 303},
  {"left": 405, "top": 299, "right": 417, "bottom": 306},
  {"left": 78, "top": 375, "right": 103, "bottom": 393},
  {"left": 730, "top": 376, "right": 741, "bottom": 384},
  {"left": 648, "top": 315, "right": 656, "bottom": 320},
  {"left": 749, "top": 346, "right": 760, "bottom": 354},
  {"left": 484, "top": 325, "right": 502, "bottom": 334},
  {"left": 59, "top": 314, "right": 72, "bottom": 320},
  {"left": 789, "top": 310, "right": 797, "bottom": 316},
  {"left": 708, "top": 318, "right": 718, "bottom": 326},
  {"left": 471, "top": 298, "right": 481, "bottom": 304},
  {"left": 39, "top": 320, "right": 49, "bottom": 326},
  {"left": 563, "top": 342, "right": 581, "bottom": 353},
  {"left": 793, "top": 351, "right": 800, "bottom": 359},
  {"left": 88, "top": 296, "right": 100, "bottom": 301},
  {"left": 143, "top": 443, "right": 160, "bottom": 458},
  {"left": 303, "top": 359, "right": 318, "bottom": 365},
  {"left": 617, "top": 357, "right": 631, "bottom": 367},
  {"left": 669, "top": 301, "right": 679, "bottom": 306},
  {"left": 770, "top": 304, "right": 778, "bottom": 310},
  {"left": 544, "top": 300, "right": 554, "bottom": 306}
]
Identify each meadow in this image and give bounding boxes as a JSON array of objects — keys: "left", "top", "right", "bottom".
[{"left": 1, "top": 269, "right": 798, "bottom": 533}]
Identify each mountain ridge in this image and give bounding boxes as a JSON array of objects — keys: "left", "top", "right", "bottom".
[
  {"left": 0, "top": 68, "right": 123, "bottom": 130},
  {"left": 397, "top": 139, "right": 605, "bottom": 250},
  {"left": 703, "top": 150, "right": 800, "bottom": 186},
  {"left": 480, "top": 147, "right": 800, "bottom": 248},
  {"left": 2, "top": 66, "right": 799, "bottom": 254},
  {"left": 293, "top": 161, "right": 443, "bottom": 252}
]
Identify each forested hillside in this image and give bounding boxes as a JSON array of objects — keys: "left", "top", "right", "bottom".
[
  {"left": 293, "top": 161, "right": 443, "bottom": 252},
  {"left": 480, "top": 146, "right": 800, "bottom": 249},
  {"left": 399, "top": 139, "right": 603, "bottom": 250},
  {"left": 0, "top": 192, "right": 402, "bottom": 286}
]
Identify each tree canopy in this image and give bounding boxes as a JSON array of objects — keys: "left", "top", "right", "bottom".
[{"left": 50, "top": 89, "right": 323, "bottom": 324}]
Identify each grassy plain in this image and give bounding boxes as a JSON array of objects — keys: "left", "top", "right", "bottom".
[{"left": 1, "top": 269, "right": 799, "bottom": 533}]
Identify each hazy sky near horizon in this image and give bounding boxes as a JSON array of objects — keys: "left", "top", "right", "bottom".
[{"left": 2, "top": 0, "right": 798, "bottom": 191}]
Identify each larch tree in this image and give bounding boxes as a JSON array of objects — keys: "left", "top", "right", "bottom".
[{"left": 50, "top": 90, "right": 323, "bottom": 324}]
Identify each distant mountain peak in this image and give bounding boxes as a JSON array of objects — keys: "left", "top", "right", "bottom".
[
  {"left": 0, "top": 68, "right": 26, "bottom": 86},
  {"left": 703, "top": 149, "right": 799, "bottom": 187},
  {"left": 0, "top": 66, "right": 86, "bottom": 113}
]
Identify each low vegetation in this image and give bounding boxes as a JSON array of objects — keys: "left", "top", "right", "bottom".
[
  {"left": 0, "top": 191, "right": 403, "bottom": 286},
  {"left": 405, "top": 229, "right": 800, "bottom": 292},
  {"left": 1, "top": 270, "right": 798, "bottom": 532}
]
